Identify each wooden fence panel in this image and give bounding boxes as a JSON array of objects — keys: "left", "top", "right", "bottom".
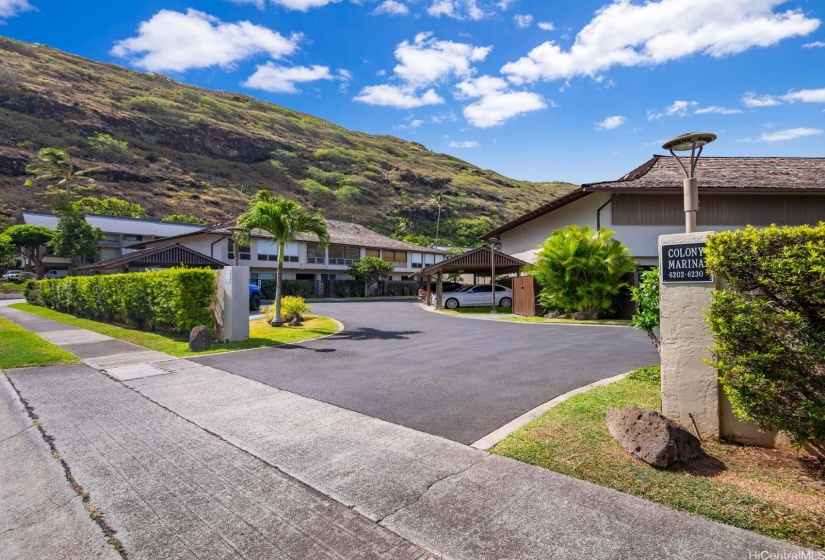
[{"left": 512, "top": 276, "right": 538, "bottom": 317}]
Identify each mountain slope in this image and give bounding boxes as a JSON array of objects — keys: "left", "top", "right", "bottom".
[{"left": 0, "top": 36, "right": 576, "bottom": 240}]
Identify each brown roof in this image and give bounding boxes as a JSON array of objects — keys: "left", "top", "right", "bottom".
[
  {"left": 416, "top": 246, "right": 527, "bottom": 276},
  {"left": 134, "top": 219, "right": 444, "bottom": 254},
  {"left": 77, "top": 244, "right": 225, "bottom": 271},
  {"left": 483, "top": 155, "right": 825, "bottom": 239},
  {"left": 584, "top": 155, "right": 825, "bottom": 191}
]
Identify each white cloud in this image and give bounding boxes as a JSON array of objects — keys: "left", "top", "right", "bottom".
[
  {"left": 448, "top": 140, "right": 480, "bottom": 148},
  {"left": 355, "top": 32, "right": 490, "bottom": 109},
  {"left": 782, "top": 88, "right": 825, "bottom": 103},
  {"left": 111, "top": 9, "right": 299, "bottom": 72},
  {"left": 694, "top": 105, "right": 743, "bottom": 114},
  {"left": 647, "top": 100, "right": 698, "bottom": 120},
  {"left": 513, "top": 14, "right": 533, "bottom": 29},
  {"left": 742, "top": 92, "right": 781, "bottom": 107},
  {"left": 243, "top": 63, "right": 335, "bottom": 93},
  {"left": 803, "top": 41, "right": 825, "bottom": 48},
  {"left": 429, "top": 111, "right": 458, "bottom": 123},
  {"left": 759, "top": 128, "right": 823, "bottom": 142},
  {"left": 428, "top": 0, "right": 486, "bottom": 20},
  {"left": 496, "top": 0, "right": 515, "bottom": 9},
  {"left": 393, "top": 32, "right": 492, "bottom": 88},
  {"left": 354, "top": 85, "right": 445, "bottom": 108},
  {"left": 0, "top": 0, "right": 33, "bottom": 19},
  {"left": 455, "top": 75, "right": 546, "bottom": 127},
  {"left": 537, "top": 21, "right": 555, "bottom": 31},
  {"left": 229, "top": 0, "right": 342, "bottom": 10},
  {"left": 595, "top": 115, "right": 627, "bottom": 130},
  {"left": 501, "top": 0, "right": 820, "bottom": 84},
  {"left": 373, "top": 0, "right": 409, "bottom": 16}
]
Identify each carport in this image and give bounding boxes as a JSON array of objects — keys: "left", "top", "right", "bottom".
[{"left": 415, "top": 246, "right": 527, "bottom": 309}]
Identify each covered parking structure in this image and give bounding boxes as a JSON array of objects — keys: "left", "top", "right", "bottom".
[
  {"left": 415, "top": 246, "right": 528, "bottom": 309},
  {"left": 76, "top": 244, "right": 225, "bottom": 274}
]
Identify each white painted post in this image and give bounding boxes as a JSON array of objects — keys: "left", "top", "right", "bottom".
[
  {"left": 219, "top": 266, "right": 250, "bottom": 343},
  {"left": 659, "top": 232, "right": 720, "bottom": 439}
]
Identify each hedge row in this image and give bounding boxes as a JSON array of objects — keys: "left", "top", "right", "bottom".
[
  {"left": 706, "top": 223, "right": 825, "bottom": 443},
  {"left": 27, "top": 269, "right": 216, "bottom": 332}
]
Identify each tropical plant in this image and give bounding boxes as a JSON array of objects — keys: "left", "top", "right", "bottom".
[
  {"left": 48, "top": 208, "right": 104, "bottom": 269},
  {"left": 73, "top": 196, "right": 147, "bottom": 218},
  {"left": 0, "top": 234, "right": 19, "bottom": 270},
  {"left": 347, "top": 256, "right": 395, "bottom": 297},
  {"left": 532, "top": 225, "right": 636, "bottom": 317},
  {"left": 24, "top": 148, "right": 99, "bottom": 207},
  {"left": 1, "top": 225, "right": 54, "bottom": 278},
  {"left": 630, "top": 267, "right": 661, "bottom": 352},
  {"left": 236, "top": 192, "right": 328, "bottom": 326}
]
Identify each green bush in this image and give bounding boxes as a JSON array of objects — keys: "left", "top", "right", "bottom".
[
  {"left": 264, "top": 296, "right": 311, "bottom": 323},
  {"left": 706, "top": 224, "right": 825, "bottom": 443},
  {"left": 23, "top": 279, "right": 40, "bottom": 305},
  {"left": 385, "top": 281, "right": 418, "bottom": 296},
  {"left": 36, "top": 268, "right": 215, "bottom": 332},
  {"left": 87, "top": 133, "right": 134, "bottom": 163},
  {"left": 261, "top": 279, "right": 315, "bottom": 299},
  {"left": 630, "top": 267, "right": 661, "bottom": 352},
  {"left": 532, "top": 225, "right": 636, "bottom": 317},
  {"left": 627, "top": 365, "right": 661, "bottom": 385}
]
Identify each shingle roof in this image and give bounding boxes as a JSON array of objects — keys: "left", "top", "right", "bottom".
[
  {"left": 483, "top": 155, "right": 825, "bottom": 239},
  {"left": 584, "top": 155, "right": 825, "bottom": 191},
  {"left": 135, "top": 219, "right": 445, "bottom": 254}
]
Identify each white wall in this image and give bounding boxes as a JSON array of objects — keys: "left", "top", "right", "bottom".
[{"left": 499, "top": 192, "right": 745, "bottom": 266}]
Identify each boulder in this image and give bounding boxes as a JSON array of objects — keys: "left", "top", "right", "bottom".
[
  {"left": 188, "top": 325, "right": 213, "bottom": 352},
  {"left": 286, "top": 312, "right": 304, "bottom": 326},
  {"left": 605, "top": 407, "right": 703, "bottom": 468}
]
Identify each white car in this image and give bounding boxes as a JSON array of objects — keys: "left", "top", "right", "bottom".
[
  {"left": 441, "top": 284, "right": 513, "bottom": 309},
  {"left": 2, "top": 270, "right": 22, "bottom": 282}
]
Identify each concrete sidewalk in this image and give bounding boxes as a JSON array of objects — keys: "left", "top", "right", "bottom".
[{"left": 0, "top": 304, "right": 814, "bottom": 559}]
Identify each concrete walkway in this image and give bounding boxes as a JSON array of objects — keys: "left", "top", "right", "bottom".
[{"left": 0, "top": 303, "right": 813, "bottom": 559}]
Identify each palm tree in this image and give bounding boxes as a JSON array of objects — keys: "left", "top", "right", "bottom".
[
  {"left": 236, "top": 192, "right": 329, "bottom": 326},
  {"left": 25, "top": 148, "right": 99, "bottom": 208},
  {"left": 430, "top": 191, "right": 444, "bottom": 247}
]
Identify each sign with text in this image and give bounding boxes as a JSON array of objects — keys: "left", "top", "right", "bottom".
[{"left": 661, "top": 242, "right": 714, "bottom": 283}]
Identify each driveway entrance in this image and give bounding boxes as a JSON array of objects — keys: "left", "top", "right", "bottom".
[{"left": 196, "top": 301, "right": 658, "bottom": 444}]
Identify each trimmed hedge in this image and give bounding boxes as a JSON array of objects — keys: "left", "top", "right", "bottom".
[
  {"left": 31, "top": 269, "right": 216, "bottom": 332},
  {"left": 706, "top": 224, "right": 825, "bottom": 443},
  {"left": 261, "top": 279, "right": 315, "bottom": 299},
  {"left": 385, "top": 281, "right": 418, "bottom": 296}
]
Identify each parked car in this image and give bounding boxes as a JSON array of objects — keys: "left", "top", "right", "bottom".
[
  {"left": 249, "top": 284, "right": 263, "bottom": 311},
  {"left": 1, "top": 270, "right": 22, "bottom": 282},
  {"left": 440, "top": 284, "right": 513, "bottom": 309},
  {"left": 418, "top": 282, "right": 467, "bottom": 301},
  {"left": 44, "top": 270, "right": 69, "bottom": 279}
]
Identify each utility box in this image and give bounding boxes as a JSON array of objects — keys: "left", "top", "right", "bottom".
[{"left": 217, "top": 266, "right": 250, "bottom": 343}]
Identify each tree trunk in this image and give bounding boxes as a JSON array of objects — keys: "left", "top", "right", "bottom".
[
  {"left": 435, "top": 208, "right": 441, "bottom": 246},
  {"left": 646, "top": 329, "right": 661, "bottom": 354},
  {"left": 271, "top": 242, "right": 285, "bottom": 326}
]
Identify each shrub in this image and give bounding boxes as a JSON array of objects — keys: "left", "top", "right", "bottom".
[
  {"left": 532, "top": 225, "right": 637, "bottom": 316},
  {"left": 264, "top": 295, "right": 310, "bottom": 323},
  {"left": 23, "top": 279, "right": 39, "bottom": 305},
  {"left": 386, "top": 281, "right": 418, "bottom": 296},
  {"left": 630, "top": 267, "right": 661, "bottom": 352},
  {"left": 87, "top": 133, "right": 134, "bottom": 163},
  {"left": 36, "top": 268, "right": 215, "bottom": 332},
  {"left": 627, "top": 365, "right": 661, "bottom": 385},
  {"left": 706, "top": 224, "right": 825, "bottom": 443},
  {"left": 261, "top": 279, "right": 315, "bottom": 299}
]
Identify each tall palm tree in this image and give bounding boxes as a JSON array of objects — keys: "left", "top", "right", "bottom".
[
  {"left": 25, "top": 148, "right": 99, "bottom": 207},
  {"left": 429, "top": 191, "right": 444, "bottom": 247},
  {"left": 236, "top": 192, "right": 329, "bottom": 326}
]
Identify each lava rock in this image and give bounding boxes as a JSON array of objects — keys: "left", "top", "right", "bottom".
[
  {"left": 286, "top": 312, "right": 304, "bottom": 326},
  {"left": 606, "top": 407, "right": 703, "bottom": 468},
  {"left": 188, "top": 325, "right": 213, "bottom": 352},
  {"left": 571, "top": 310, "right": 599, "bottom": 320}
]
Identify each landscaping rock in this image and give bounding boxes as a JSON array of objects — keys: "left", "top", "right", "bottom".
[
  {"left": 571, "top": 310, "right": 599, "bottom": 320},
  {"left": 188, "top": 325, "right": 213, "bottom": 352},
  {"left": 606, "top": 407, "right": 703, "bottom": 468},
  {"left": 286, "top": 312, "right": 304, "bottom": 326}
]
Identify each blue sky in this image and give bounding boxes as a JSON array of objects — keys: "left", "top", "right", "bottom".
[{"left": 1, "top": 0, "right": 823, "bottom": 184}]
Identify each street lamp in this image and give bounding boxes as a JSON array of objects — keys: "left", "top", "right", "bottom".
[
  {"left": 489, "top": 239, "right": 500, "bottom": 314},
  {"left": 662, "top": 132, "right": 717, "bottom": 233}
]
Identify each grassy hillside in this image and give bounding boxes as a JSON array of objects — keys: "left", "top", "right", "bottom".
[{"left": 0, "top": 36, "right": 576, "bottom": 241}]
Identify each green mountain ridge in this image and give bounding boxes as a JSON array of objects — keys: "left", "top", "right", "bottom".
[{"left": 0, "top": 36, "right": 577, "bottom": 241}]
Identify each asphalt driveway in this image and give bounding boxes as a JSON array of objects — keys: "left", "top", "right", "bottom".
[{"left": 196, "top": 301, "right": 658, "bottom": 444}]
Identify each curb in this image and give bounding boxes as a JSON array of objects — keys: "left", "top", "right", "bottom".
[{"left": 470, "top": 371, "right": 630, "bottom": 450}]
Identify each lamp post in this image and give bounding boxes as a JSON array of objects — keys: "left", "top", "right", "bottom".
[
  {"left": 662, "top": 132, "right": 717, "bottom": 233},
  {"left": 489, "top": 239, "right": 500, "bottom": 314}
]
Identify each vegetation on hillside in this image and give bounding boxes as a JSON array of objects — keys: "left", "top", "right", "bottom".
[{"left": 0, "top": 37, "right": 576, "bottom": 243}]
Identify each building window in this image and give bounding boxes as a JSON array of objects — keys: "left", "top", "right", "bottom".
[
  {"left": 296, "top": 273, "right": 316, "bottom": 281},
  {"left": 250, "top": 273, "right": 275, "bottom": 286},
  {"left": 257, "top": 241, "right": 298, "bottom": 262},
  {"left": 411, "top": 252, "right": 423, "bottom": 268},
  {"left": 328, "top": 245, "right": 359, "bottom": 265},
  {"left": 321, "top": 274, "right": 341, "bottom": 281},
  {"left": 307, "top": 243, "right": 325, "bottom": 264},
  {"left": 228, "top": 240, "right": 251, "bottom": 261},
  {"left": 123, "top": 235, "right": 143, "bottom": 242},
  {"left": 382, "top": 250, "right": 407, "bottom": 264},
  {"left": 435, "top": 254, "right": 445, "bottom": 263},
  {"left": 365, "top": 248, "right": 380, "bottom": 258},
  {"left": 424, "top": 254, "right": 435, "bottom": 266}
]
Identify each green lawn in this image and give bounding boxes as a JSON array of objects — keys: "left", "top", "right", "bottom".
[
  {"left": 492, "top": 367, "right": 825, "bottom": 550},
  {"left": 0, "top": 316, "right": 79, "bottom": 369},
  {"left": 503, "top": 316, "right": 631, "bottom": 326},
  {"left": 10, "top": 303, "right": 340, "bottom": 358}
]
